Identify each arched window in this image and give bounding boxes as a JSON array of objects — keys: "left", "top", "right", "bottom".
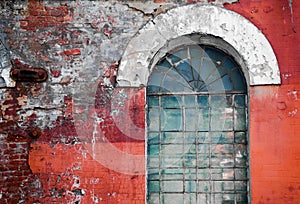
[{"left": 147, "top": 43, "right": 248, "bottom": 203}]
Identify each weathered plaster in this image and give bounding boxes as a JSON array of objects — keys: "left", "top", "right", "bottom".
[{"left": 117, "top": 4, "right": 281, "bottom": 87}]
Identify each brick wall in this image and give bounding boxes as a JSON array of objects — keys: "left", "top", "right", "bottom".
[{"left": 0, "top": 0, "right": 300, "bottom": 203}]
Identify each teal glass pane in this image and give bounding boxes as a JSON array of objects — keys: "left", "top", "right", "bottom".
[
  {"left": 185, "top": 181, "right": 196, "bottom": 192},
  {"left": 185, "top": 132, "right": 196, "bottom": 144},
  {"left": 198, "top": 194, "right": 211, "bottom": 203},
  {"left": 169, "top": 53, "right": 181, "bottom": 64},
  {"left": 162, "top": 193, "right": 184, "bottom": 203},
  {"left": 166, "top": 68, "right": 193, "bottom": 90},
  {"left": 221, "top": 75, "right": 233, "bottom": 90},
  {"left": 184, "top": 96, "right": 195, "bottom": 107},
  {"left": 205, "top": 47, "right": 225, "bottom": 61},
  {"left": 201, "top": 59, "right": 216, "bottom": 80},
  {"left": 158, "top": 58, "right": 172, "bottom": 69},
  {"left": 161, "top": 76, "right": 185, "bottom": 92},
  {"left": 197, "top": 95, "right": 208, "bottom": 107},
  {"left": 161, "top": 95, "right": 181, "bottom": 108},
  {"left": 184, "top": 194, "right": 196, "bottom": 203},
  {"left": 236, "top": 193, "right": 248, "bottom": 203},
  {"left": 198, "top": 132, "right": 210, "bottom": 143},
  {"left": 235, "top": 168, "right": 247, "bottom": 180},
  {"left": 161, "top": 155, "right": 183, "bottom": 168},
  {"left": 198, "top": 155, "right": 209, "bottom": 167},
  {"left": 148, "top": 144, "right": 159, "bottom": 155},
  {"left": 147, "top": 71, "right": 163, "bottom": 93},
  {"left": 211, "top": 168, "right": 234, "bottom": 180},
  {"left": 161, "top": 168, "right": 184, "bottom": 180},
  {"left": 190, "top": 58, "right": 201, "bottom": 80},
  {"left": 197, "top": 181, "right": 210, "bottom": 192},
  {"left": 234, "top": 144, "right": 247, "bottom": 167},
  {"left": 161, "top": 144, "right": 183, "bottom": 155},
  {"left": 161, "top": 109, "right": 182, "bottom": 131},
  {"left": 147, "top": 168, "right": 159, "bottom": 180},
  {"left": 210, "top": 108, "right": 233, "bottom": 131},
  {"left": 184, "top": 168, "right": 197, "bottom": 180},
  {"left": 161, "top": 132, "right": 183, "bottom": 144},
  {"left": 176, "top": 61, "right": 193, "bottom": 82},
  {"left": 198, "top": 108, "right": 209, "bottom": 131},
  {"left": 211, "top": 132, "right": 234, "bottom": 143},
  {"left": 234, "top": 132, "right": 247, "bottom": 144},
  {"left": 212, "top": 181, "right": 234, "bottom": 192},
  {"left": 211, "top": 144, "right": 234, "bottom": 156},
  {"left": 148, "top": 132, "right": 160, "bottom": 144},
  {"left": 147, "top": 96, "right": 159, "bottom": 107},
  {"left": 148, "top": 108, "right": 159, "bottom": 131},
  {"left": 184, "top": 154, "right": 197, "bottom": 167},
  {"left": 190, "top": 46, "right": 203, "bottom": 58},
  {"left": 222, "top": 58, "right": 237, "bottom": 71},
  {"left": 148, "top": 181, "right": 160, "bottom": 192},
  {"left": 185, "top": 108, "right": 198, "bottom": 131},
  {"left": 147, "top": 193, "right": 159, "bottom": 204},
  {"left": 147, "top": 155, "right": 159, "bottom": 168},
  {"left": 231, "top": 69, "right": 246, "bottom": 91},
  {"left": 197, "top": 169, "right": 210, "bottom": 180},
  {"left": 235, "top": 181, "right": 247, "bottom": 191},
  {"left": 234, "top": 94, "right": 246, "bottom": 107},
  {"left": 185, "top": 143, "right": 197, "bottom": 154},
  {"left": 173, "top": 49, "right": 188, "bottom": 60},
  {"left": 210, "top": 95, "right": 232, "bottom": 108},
  {"left": 234, "top": 108, "right": 247, "bottom": 131},
  {"left": 162, "top": 181, "right": 183, "bottom": 192}
]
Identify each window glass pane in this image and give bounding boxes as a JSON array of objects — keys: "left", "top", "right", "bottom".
[{"left": 161, "top": 109, "right": 182, "bottom": 131}]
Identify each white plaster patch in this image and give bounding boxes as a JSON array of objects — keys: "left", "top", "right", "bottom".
[{"left": 117, "top": 4, "right": 281, "bottom": 87}]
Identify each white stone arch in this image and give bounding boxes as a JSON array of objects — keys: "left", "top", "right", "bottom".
[{"left": 117, "top": 4, "right": 281, "bottom": 87}]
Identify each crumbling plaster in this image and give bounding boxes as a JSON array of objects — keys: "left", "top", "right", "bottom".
[{"left": 117, "top": 4, "right": 281, "bottom": 87}]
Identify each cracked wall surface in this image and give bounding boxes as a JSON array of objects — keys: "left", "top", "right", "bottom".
[{"left": 0, "top": 0, "right": 300, "bottom": 203}]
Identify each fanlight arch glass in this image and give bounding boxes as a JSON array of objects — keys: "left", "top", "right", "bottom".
[
  {"left": 148, "top": 45, "right": 246, "bottom": 94},
  {"left": 147, "top": 45, "right": 248, "bottom": 203}
]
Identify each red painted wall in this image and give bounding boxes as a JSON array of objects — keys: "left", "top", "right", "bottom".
[{"left": 0, "top": 0, "right": 300, "bottom": 203}]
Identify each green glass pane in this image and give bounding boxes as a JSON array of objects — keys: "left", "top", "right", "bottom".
[
  {"left": 211, "top": 108, "right": 233, "bottom": 131},
  {"left": 185, "top": 132, "right": 196, "bottom": 144},
  {"left": 148, "top": 108, "right": 159, "bottom": 131},
  {"left": 198, "top": 132, "right": 210, "bottom": 143},
  {"left": 161, "top": 95, "right": 181, "bottom": 108},
  {"left": 197, "top": 95, "right": 208, "bottom": 107},
  {"left": 185, "top": 181, "right": 197, "bottom": 192},
  {"left": 148, "top": 96, "right": 159, "bottom": 107},
  {"left": 235, "top": 132, "right": 247, "bottom": 144},
  {"left": 186, "top": 108, "right": 198, "bottom": 131},
  {"left": 184, "top": 96, "right": 195, "bottom": 107},
  {"left": 148, "top": 132, "right": 160, "bottom": 144},
  {"left": 197, "top": 169, "right": 210, "bottom": 180},
  {"left": 234, "top": 94, "right": 246, "bottom": 107},
  {"left": 148, "top": 144, "right": 159, "bottom": 155},
  {"left": 197, "top": 181, "right": 210, "bottom": 192},
  {"left": 148, "top": 181, "right": 160, "bottom": 192},
  {"left": 161, "top": 132, "right": 183, "bottom": 144},
  {"left": 198, "top": 108, "right": 209, "bottom": 131},
  {"left": 185, "top": 168, "right": 197, "bottom": 180},
  {"left": 234, "top": 108, "right": 247, "bottom": 131},
  {"left": 162, "top": 181, "right": 183, "bottom": 192},
  {"left": 161, "top": 109, "right": 182, "bottom": 131},
  {"left": 161, "top": 168, "right": 184, "bottom": 180},
  {"left": 211, "top": 132, "right": 234, "bottom": 143},
  {"left": 147, "top": 193, "right": 159, "bottom": 204}
]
